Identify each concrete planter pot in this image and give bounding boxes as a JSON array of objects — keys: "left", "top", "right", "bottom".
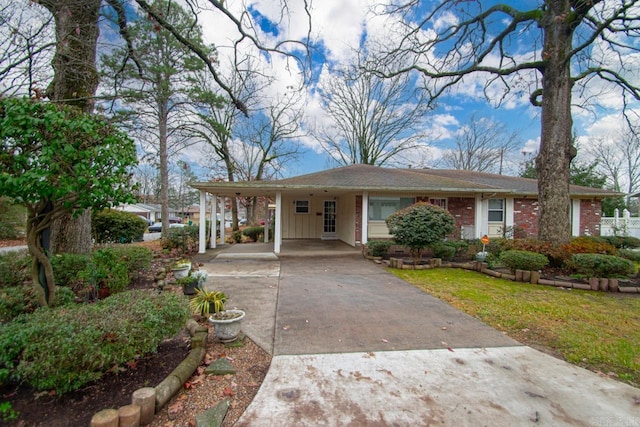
[{"left": 209, "top": 310, "right": 245, "bottom": 342}]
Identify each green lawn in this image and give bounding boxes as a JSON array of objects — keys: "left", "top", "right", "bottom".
[{"left": 391, "top": 267, "right": 640, "bottom": 386}]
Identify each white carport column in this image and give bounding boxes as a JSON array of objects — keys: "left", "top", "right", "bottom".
[
  {"left": 219, "top": 197, "right": 225, "bottom": 245},
  {"left": 274, "top": 191, "right": 282, "bottom": 254},
  {"left": 572, "top": 199, "right": 580, "bottom": 236},
  {"left": 198, "top": 190, "right": 207, "bottom": 254},
  {"left": 475, "top": 195, "right": 484, "bottom": 239},
  {"left": 210, "top": 195, "right": 217, "bottom": 249},
  {"left": 361, "top": 191, "right": 369, "bottom": 245}
]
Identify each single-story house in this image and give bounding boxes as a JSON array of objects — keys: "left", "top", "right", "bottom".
[
  {"left": 115, "top": 203, "right": 162, "bottom": 222},
  {"left": 190, "top": 164, "right": 620, "bottom": 254}
]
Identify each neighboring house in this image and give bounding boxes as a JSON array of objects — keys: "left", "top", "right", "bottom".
[
  {"left": 190, "top": 164, "right": 620, "bottom": 254},
  {"left": 115, "top": 203, "right": 162, "bottom": 222}
]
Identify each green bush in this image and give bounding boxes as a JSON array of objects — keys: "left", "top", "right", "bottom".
[
  {"left": 232, "top": 230, "right": 242, "bottom": 243},
  {"left": 618, "top": 249, "right": 640, "bottom": 263},
  {"left": 500, "top": 250, "right": 549, "bottom": 272},
  {"left": 105, "top": 245, "right": 153, "bottom": 278},
  {"left": 431, "top": 243, "right": 456, "bottom": 261},
  {"left": 365, "top": 240, "right": 393, "bottom": 257},
  {"left": 242, "top": 226, "right": 266, "bottom": 242},
  {"left": 0, "top": 250, "right": 31, "bottom": 288},
  {"left": 51, "top": 253, "right": 92, "bottom": 287},
  {"left": 92, "top": 209, "right": 146, "bottom": 244},
  {"left": 0, "top": 286, "right": 76, "bottom": 323},
  {"left": 385, "top": 202, "right": 456, "bottom": 261},
  {"left": 78, "top": 247, "right": 129, "bottom": 295},
  {"left": 569, "top": 253, "right": 636, "bottom": 278},
  {"left": 0, "top": 222, "right": 19, "bottom": 240},
  {"left": 0, "top": 290, "right": 189, "bottom": 393},
  {"left": 599, "top": 235, "right": 640, "bottom": 249},
  {"left": 161, "top": 225, "right": 199, "bottom": 254}
]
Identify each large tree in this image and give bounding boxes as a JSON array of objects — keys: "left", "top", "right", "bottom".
[
  {"left": 315, "top": 57, "right": 432, "bottom": 166},
  {"left": 101, "top": 0, "right": 207, "bottom": 238},
  {"left": 376, "top": 1, "right": 640, "bottom": 244},
  {"left": 6, "top": 0, "right": 310, "bottom": 253},
  {"left": 0, "top": 97, "right": 137, "bottom": 306},
  {"left": 440, "top": 113, "right": 520, "bottom": 174}
]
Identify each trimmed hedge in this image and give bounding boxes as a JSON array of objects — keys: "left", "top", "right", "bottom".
[
  {"left": 570, "top": 253, "right": 636, "bottom": 278},
  {"left": 242, "top": 226, "right": 266, "bottom": 242},
  {"left": 500, "top": 250, "right": 549, "bottom": 272},
  {"left": 0, "top": 290, "right": 189, "bottom": 394},
  {"left": 365, "top": 240, "right": 393, "bottom": 257},
  {"left": 0, "top": 250, "right": 31, "bottom": 288},
  {"left": 431, "top": 243, "right": 456, "bottom": 261},
  {"left": 92, "top": 209, "right": 147, "bottom": 244}
]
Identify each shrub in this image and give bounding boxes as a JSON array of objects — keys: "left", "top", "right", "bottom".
[
  {"left": 77, "top": 247, "right": 129, "bottom": 295},
  {"left": 386, "top": 202, "right": 456, "bottom": 262},
  {"left": 232, "top": 230, "right": 243, "bottom": 243},
  {"left": 51, "top": 253, "right": 92, "bottom": 287},
  {"left": 161, "top": 225, "right": 199, "bottom": 254},
  {"left": 365, "top": 240, "right": 393, "bottom": 257},
  {"left": 600, "top": 235, "right": 640, "bottom": 249},
  {"left": 105, "top": 245, "right": 153, "bottom": 278},
  {"left": 0, "top": 290, "right": 189, "bottom": 393},
  {"left": 0, "top": 286, "right": 76, "bottom": 323},
  {"left": 569, "top": 253, "right": 636, "bottom": 278},
  {"left": 618, "top": 249, "right": 640, "bottom": 263},
  {"left": 0, "top": 250, "right": 31, "bottom": 288},
  {"left": 431, "top": 243, "right": 456, "bottom": 261},
  {"left": 562, "top": 237, "right": 618, "bottom": 257},
  {"left": 92, "top": 209, "right": 146, "bottom": 244},
  {"left": 242, "top": 226, "right": 265, "bottom": 242},
  {"left": 500, "top": 250, "right": 549, "bottom": 272}
]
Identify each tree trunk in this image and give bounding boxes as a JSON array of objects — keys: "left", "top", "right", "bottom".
[
  {"left": 536, "top": 1, "right": 576, "bottom": 245},
  {"left": 40, "top": 0, "right": 101, "bottom": 254},
  {"left": 159, "top": 100, "right": 170, "bottom": 239}
]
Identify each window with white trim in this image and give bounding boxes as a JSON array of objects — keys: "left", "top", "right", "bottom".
[
  {"left": 488, "top": 199, "right": 504, "bottom": 222},
  {"left": 295, "top": 200, "right": 309, "bottom": 214},
  {"left": 368, "top": 197, "right": 415, "bottom": 220},
  {"left": 429, "top": 198, "right": 447, "bottom": 209}
]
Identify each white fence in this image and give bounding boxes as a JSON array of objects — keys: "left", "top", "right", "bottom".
[{"left": 600, "top": 209, "right": 640, "bottom": 238}]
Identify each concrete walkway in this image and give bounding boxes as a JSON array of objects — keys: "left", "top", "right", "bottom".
[{"left": 197, "top": 243, "right": 640, "bottom": 426}]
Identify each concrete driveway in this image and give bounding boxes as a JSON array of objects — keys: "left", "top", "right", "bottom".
[{"left": 199, "top": 248, "right": 640, "bottom": 426}]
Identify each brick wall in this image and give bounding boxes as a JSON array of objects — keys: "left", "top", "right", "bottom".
[
  {"left": 513, "top": 199, "right": 539, "bottom": 237},
  {"left": 580, "top": 199, "right": 602, "bottom": 236},
  {"left": 447, "top": 197, "right": 475, "bottom": 231}
]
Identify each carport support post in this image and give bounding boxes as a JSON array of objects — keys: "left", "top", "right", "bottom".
[
  {"left": 198, "top": 190, "right": 206, "bottom": 254},
  {"left": 361, "top": 191, "right": 368, "bottom": 245},
  {"left": 219, "top": 197, "right": 225, "bottom": 244},
  {"left": 211, "top": 195, "right": 217, "bottom": 249},
  {"left": 274, "top": 191, "right": 282, "bottom": 254}
]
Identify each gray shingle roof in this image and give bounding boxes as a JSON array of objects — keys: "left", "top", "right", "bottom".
[{"left": 190, "top": 164, "right": 621, "bottom": 198}]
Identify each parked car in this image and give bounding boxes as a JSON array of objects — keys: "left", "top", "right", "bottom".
[
  {"left": 148, "top": 222, "right": 186, "bottom": 232},
  {"left": 137, "top": 215, "right": 154, "bottom": 226}
]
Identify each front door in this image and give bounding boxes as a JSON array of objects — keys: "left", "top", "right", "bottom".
[{"left": 322, "top": 200, "right": 338, "bottom": 240}]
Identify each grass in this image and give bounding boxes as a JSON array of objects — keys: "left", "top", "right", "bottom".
[{"left": 391, "top": 267, "right": 640, "bottom": 386}]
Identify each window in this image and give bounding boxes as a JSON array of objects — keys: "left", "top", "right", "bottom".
[
  {"left": 488, "top": 199, "right": 504, "bottom": 222},
  {"left": 368, "top": 197, "right": 415, "bottom": 220},
  {"left": 295, "top": 200, "right": 309, "bottom": 214},
  {"left": 429, "top": 198, "right": 447, "bottom": 209}
]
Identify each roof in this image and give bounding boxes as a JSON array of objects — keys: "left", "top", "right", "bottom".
[{"left": 190, "top": 164, "right": 621, "bottom": 198}]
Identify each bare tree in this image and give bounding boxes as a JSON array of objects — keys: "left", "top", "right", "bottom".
[
  {"left": 234, "top": 91, "right": 304, "bottom": 222},
  {"left": 375, "top": 1, "right": 640, "bottom": 244},
  {"left": 587, "top": 127, "right": 640, "bottom": 206},
  {"left": 16, "top": 0, "right": 310, "bottom": 253},
  {"left": 315, "top": 57, "right": 432, "bottom": 166},
  {"left": 0, "top": 2, "right": 55, "bottom": 97},
  {"left": 440, "top": 113, "right": 520, "bottom": 174}
]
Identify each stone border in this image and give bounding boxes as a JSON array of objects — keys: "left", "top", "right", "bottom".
[
  {"left": 90, "top": 319, "right": 209, "bottom": 427},
  {"left": 387, "top": 258, "right": 638, "bottom": 293}
]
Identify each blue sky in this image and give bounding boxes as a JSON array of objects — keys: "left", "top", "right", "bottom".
[{"left": 181, "top": 1, "right": 638, "bottom": 181}]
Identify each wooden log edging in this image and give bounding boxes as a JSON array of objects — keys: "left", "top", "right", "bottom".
[
  {"left": 384, "top": 259, "right": 638, "bottom": 293},
  {"left": 91, "top": 319, "right": 209, "bottom": 427}
]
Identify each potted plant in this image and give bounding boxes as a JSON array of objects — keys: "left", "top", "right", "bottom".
[
  {"left": 177, "top": 276, "right": 198, "bottom": 295},
  {"left": 189, "top": 289, "right": 245, "bottom": 342},
  {"left": 189, "top": 288, "right": 227, "bottom": 317},
  {"left": 171, "top": 258, "right": 191, "bottom": 279}
]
